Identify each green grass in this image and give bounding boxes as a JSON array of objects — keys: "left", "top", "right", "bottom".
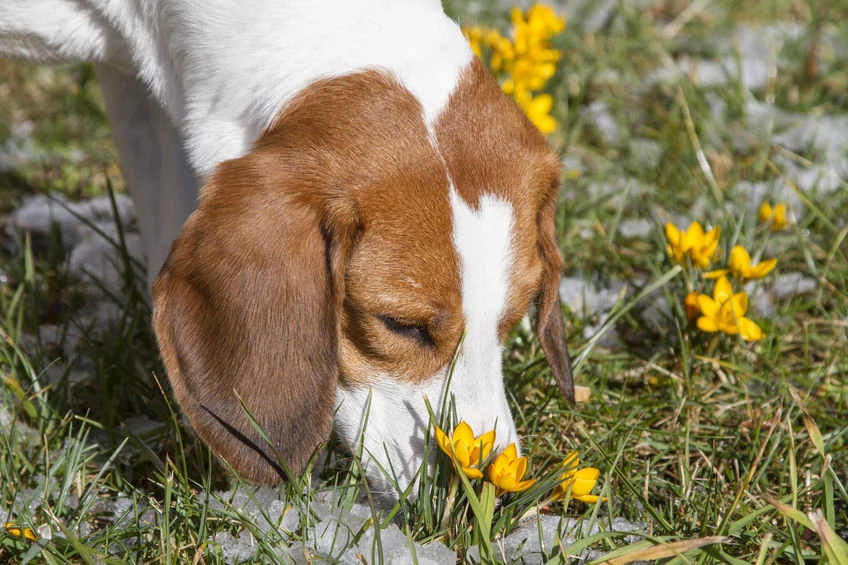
[{"left": 2, "top": 1, "right": 847, "bottom": 563}]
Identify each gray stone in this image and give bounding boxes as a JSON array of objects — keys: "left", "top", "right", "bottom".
[
  {"left": 5, "top": 193, "right": 138, "bottom": 253},
  {"left": 0, "top": 121, "right": 40, "bottom": 172},
  {"left": 1, "top": 405, "right": 41, "bottom": 448},
  {"left": 68, "top": 226, "right": 144, "bottom": 293}
]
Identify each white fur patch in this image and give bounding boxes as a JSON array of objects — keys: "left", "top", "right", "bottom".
[
  {"left": 335, "top": 374, "right": 447, "bottom": 499},
  {"left": 448, "top": 190, "right": 520, "bottom": 452}
]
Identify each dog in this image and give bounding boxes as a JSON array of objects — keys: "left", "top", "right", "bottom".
[{"left": 1, "top": 0, "right": 574, "bottom": 495}]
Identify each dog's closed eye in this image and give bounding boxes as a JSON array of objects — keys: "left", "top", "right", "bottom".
[{"left": 377, "top": 314, "right": 434, "bottom": 347}]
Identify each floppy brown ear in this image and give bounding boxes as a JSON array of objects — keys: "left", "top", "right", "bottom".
[
  {"left": 152, "top": 150, "right": 349, "bottom": 483},
  {"left": 535, "top": 189, "right": 575, "bottom": 404}
]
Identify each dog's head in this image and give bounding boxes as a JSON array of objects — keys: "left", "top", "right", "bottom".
[{"left": 152, "top": 58, "right": 572, "bottom": 494}]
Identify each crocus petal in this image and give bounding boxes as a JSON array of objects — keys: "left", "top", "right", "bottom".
[
  {"left": 488, "top": 443, "right": 534, "bottom": 493},
  {"left": 569, "top": 467, "right": 599, "bottom": 496},
  {"left": 512, "top": 477, "right": 536, "bottom": 492},
  {"left": 665, "top": 224, "right": 682, "bottom": 245},
  {"left": 463, "top": 466, "right": 484, "bottom": 480},
  {"left": 772, "top": 204, "right": 788, "bottom": 230},
  {"left": 562, "top": 451, "right": 579, "bottom": 468},
  {"left": 704, "top": 226, "right": 720, "bottom": 245},
  {"left": 758, "top": 202, "right": 773, "bottom": 223},
  {"left": 453, "top": 421, "right": 475, "bottom": 446},
  {"left": 702, "top": 269, "right": 728, "bottom": 279},
  {"left": 697, "top": 295, "right": 720, "bottom": 318},
  {"left": 435, "top": 426, "right": 451, "bottom": 456},
  {"left": 684, "top": 291, "right": 701, "bottom": 322},
  {"left": 730, "top": 292, "right": 749, "bottom": 317},
  {"left": 559, "top": 451, "right": 580, "bottom": 480},
  {"left": 697, "top": 316, "right": 719, "bottom": 332},
  {"left": 739, "top": 317, "right": 765, "bottom": 341},
  {"left": 716, "top": 305, "right": 740, "bottom": 334},
  {"left": 714, "top": 277, "right": 733, "bottom": 304},
  {"left": 514, "top": 456, "right": 527, "bottom": 479},
  {"left": 760, "top": 202, "right": 789, "bottom": 230},
  {"left": 747, "top": 258, "right": 777, "bottom": 280},
  {"left": 574, "top": 494, "right": 602, "bottom": 504},
  {"left": 729, "top": 246, "right": 752, "bottom": 277},
  {"left": 453, "top": 440, "right": 472, "bottom": 468},
  {"left": 693, "top": 237, "right": 719, "bottom": 268},
  {"left": 3, "top": 522, "right": 38, "bottom": 542},
  {"left": 476, "top": 429, "right": 497, "bottom": 461},
  {"left": 683, "top": 222, "right": 705, "bottom": 250}
]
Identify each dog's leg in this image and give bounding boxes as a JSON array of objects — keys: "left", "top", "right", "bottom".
[{"left": 96, "top": 64, "right": 200, "bottom": 288}]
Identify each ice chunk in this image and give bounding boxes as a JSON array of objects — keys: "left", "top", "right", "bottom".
[
  {"left": 389, "top": 540, "right": 457, "bottom": 564},
  {"left": 340, "top": 523, "right": 408, "bottom": 564},
  {"left": 617, "top": 219, "right": 652, "bottom": 239},
  {"left": 214, "top": 530, "right": 257, "bottom": 565},
  {"left": 501, "top": 515, "right": 581, "bottom": 563},
  {"left": 559, "top": 278, "right": 625, "bottom": 316},
  {"left": 584, "top": 101, "right": 619, "bottom": 146},
  {"left": 499, "top": 515, "right": 649, "bottom": 563},
  {"left": 772, "top": 273, "right": 816, "bottom": 299},
  {"left": 205, "top": 485, "right": 298, "bottom": 539},
  {"left": 629, "top": 139, "right": 663, "bottom": 171}
]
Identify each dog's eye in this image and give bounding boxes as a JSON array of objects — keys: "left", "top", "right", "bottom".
[{"left": 378, "top": 315, "right": 434, "bottom": 347}]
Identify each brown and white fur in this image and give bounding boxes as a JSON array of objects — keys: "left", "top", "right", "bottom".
[{"left": 1, "top": 0, "right": 574, "bottom": 497}]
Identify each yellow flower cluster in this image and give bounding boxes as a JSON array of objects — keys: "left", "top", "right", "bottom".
[
  {"left": 758, "top": 202, "right": 789, "bottom": 231},
  {"left": 3, "top": 521, "right": 38, "bottom": 542},
  {"left": 665, "top": 214, "right": 780, "bottom": 342},
  {"left": 463, "top": 4, "right": 565, "bottom": 134},
  {"left": 435, "top": 421, "right": 602, "bottom": 501},
  {"left": 665, "top": 222, "right": 721, "bottom": 269}
]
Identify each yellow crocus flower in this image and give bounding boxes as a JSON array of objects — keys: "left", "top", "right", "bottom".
[
  {"left": 758, "top": 202, "right": 788, "bottom": 231},
  {"left": 665, "top": 221, "right": 721, "bottom": 269},
  {"left": 435, "top": 421, "right": 495, "bottom": 480},
  {"left": 696, "top": 277, "right": 764, "bottom": 341},
  {"left": 729, "top": 246, "right": 777, "bottom": 280},
  {"left": 3, "top": 522, "right": 38, "bottom": 542},
  {"left": 488, "top": 443, "right": 536, "bottom": 494},
  {"left": 552, "top": 451, "right": 604, "bottom": 503}
]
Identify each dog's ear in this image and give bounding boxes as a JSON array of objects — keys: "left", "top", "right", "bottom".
[
  {"left": 152, "top": 149, "right": 353, "bottom": 483},
  {"left": 535, "top": 187, "right": 575, "bottom": 404}
]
